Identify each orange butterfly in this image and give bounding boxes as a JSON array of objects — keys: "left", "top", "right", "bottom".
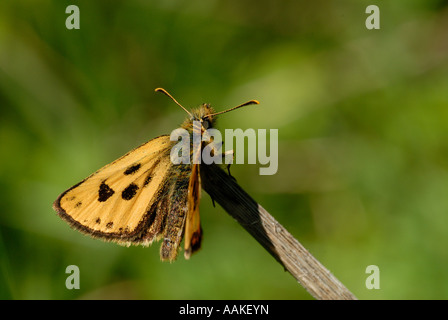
[{"left": 53, "top": 88, "right": 258, "bottom": 262}]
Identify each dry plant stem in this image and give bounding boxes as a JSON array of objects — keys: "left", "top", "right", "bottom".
[{"left": 201, "top": 164, "right": 357, "bottom": 300}]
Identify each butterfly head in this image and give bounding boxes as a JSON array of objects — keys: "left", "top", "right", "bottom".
[
  {"left": 155, "top": 88, "right": 259, "bottom": 132},
  {"left": 190, "top": 104, "right": 217, "bottom": 130}
]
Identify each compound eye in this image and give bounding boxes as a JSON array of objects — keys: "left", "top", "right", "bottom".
[{"left": 202, "top": 119, "right": 210, "bottom": 129}]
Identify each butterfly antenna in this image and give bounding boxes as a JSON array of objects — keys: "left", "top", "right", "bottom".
[
  {"left": 155, "top": 88, "right": 192, "bottom": 117},
  {"left": 204, "top": 99, "right": 259, "bottom": 119}
]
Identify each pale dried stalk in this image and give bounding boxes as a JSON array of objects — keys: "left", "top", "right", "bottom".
[{"left": 201, "top": 164, "right": 357, "bottom": 300}]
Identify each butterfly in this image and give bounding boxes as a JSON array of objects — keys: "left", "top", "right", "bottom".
[{"left": 53, "top": 88, "right": 259, "bottom": 262}]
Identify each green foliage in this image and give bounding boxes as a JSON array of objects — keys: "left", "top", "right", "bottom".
[{"left": 1, "top": 0, "right": 447, "bottom": 299}]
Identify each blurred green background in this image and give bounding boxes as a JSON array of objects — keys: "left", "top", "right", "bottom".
[{"left": 1, "top": 0, "right": 448, "bottom": 300}]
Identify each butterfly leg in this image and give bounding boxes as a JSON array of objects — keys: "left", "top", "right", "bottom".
[
  {"left": 222, "top": 149, "right": 236, "bottom": 179},
  {"left": 205, "top": 138, "right": 236, "bottom": 178}
]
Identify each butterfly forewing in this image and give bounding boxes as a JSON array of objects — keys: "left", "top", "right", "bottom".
[{"left": 54, "top": 135, "right": 173, "bottom": 242}]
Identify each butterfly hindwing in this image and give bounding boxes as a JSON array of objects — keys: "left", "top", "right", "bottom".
[
  {"left": 184, "top": 163, "right": 202, "bottom": 259},
  {"left": 157, "top": 163, "right": 192, "bottom": 261}
]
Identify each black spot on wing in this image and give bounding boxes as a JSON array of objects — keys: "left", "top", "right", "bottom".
[
  {"left": 143, "top": 173, "right": 152, "bottom": 187},
  {"left": 95, "top": 218, "right": 101, "bottom": 224},
  {"left": 143, "top": 157, "right": 162, "bottom": 187},
  {"left": 106, "top": 222, "right": 114, "bottom": 229},
  {"left": 124, "top": 163, "right": 141, "bottom": 175},
  {"left": 122, "top": 183, "right": 139, "bottom": 200},
  {"left": 98, "top": 181, "right": 115, "bottom": 202}
]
